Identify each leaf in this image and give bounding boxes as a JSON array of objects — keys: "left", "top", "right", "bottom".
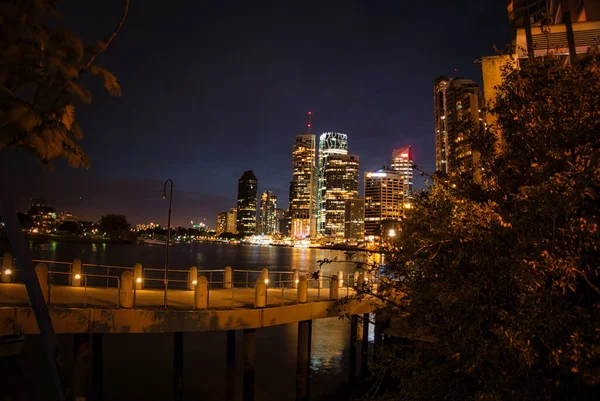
[
  {"left": 66, "top": 81, "right": 92, "bottom": 104},
  {"left": 89, "top": 65, "right": 121, "bottom": 96},
  {"left": 60, "top": 104, "right": 75, "bottom": 130}
]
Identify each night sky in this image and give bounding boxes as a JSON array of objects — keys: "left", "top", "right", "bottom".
[{"left": 1, "top": 0, "right": 509, "bottom": 227}]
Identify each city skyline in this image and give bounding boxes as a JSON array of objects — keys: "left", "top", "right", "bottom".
[{"left": 0, "top": 1, "right": 510, "bottom": 227}]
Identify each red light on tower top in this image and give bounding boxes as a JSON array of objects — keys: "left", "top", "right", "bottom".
[{"left": 307, "top": 111, "right": 312, "bottom": 132}]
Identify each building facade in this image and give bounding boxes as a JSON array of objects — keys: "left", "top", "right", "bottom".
[
  {"left": 27, "top": 198, "right": 56, "bottom": 233},
  {"left": 226, "top": 209, "right": 237, "bottom": 234},
  {"left": 289, "top": 134, "right": 317, "bottom": 238},
  {"left": 364, "top": 169, "right": 405, "bottom": 238},
  {"left": 323, "top": 154, "right": 360, "bottom": 238},
  {"left": 275, "top": 208, "right": 290, "bottom": 236},
  {"left": 391, "top": 145, "right": 413, "bottom": 198},
  {"left": 317, "top": 132, "right": 348, "bottom": 234},
  {"left": 434, "top": 77, "right": 483, "bottom": 177},
  {"left": 236, "top": 170, "right": 258, "bottom": 236},
  {"left": 258, "top": 191, "right": 277, "bottom": 235},
  {"left": 344, "top": 198, "right": 365, "bottom": 241},
  {"left": 216, "top": 212, "right": 228, "bottom": 236}
]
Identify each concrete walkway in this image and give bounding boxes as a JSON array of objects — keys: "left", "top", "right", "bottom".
[{"left": 0, "top": 283, "right": 357, "bottom": 310}]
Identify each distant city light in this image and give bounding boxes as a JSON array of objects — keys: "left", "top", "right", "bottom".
[{"left": 370, "top": 173, "right": 387, "bottom": 178}]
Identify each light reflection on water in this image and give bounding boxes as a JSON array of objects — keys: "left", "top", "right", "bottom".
[{"left": 2, "top": 241, "right": 373, "bottom": 401}]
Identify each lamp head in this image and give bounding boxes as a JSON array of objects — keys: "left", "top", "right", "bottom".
[{"left": 162, "top": 193, "right": 166, "bottom": 199}]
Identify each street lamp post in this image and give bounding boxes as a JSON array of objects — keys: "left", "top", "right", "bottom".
[{"left": 162, "top": 179, "right": 174, "bottom": 308}]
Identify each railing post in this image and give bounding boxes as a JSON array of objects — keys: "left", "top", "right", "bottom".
[
  {"left": 134, "top": 263, "right": 143, "bottom": 290},
  {"left": 317, "top": 270, "right": 323, "bottom": 289},
  {"left": 337, "top": 270, "right": 344, "bottom": 288},
  {"left": 35, "top": 263, "right": 49, "bottom": 302},
  {"left": 297, "top": 276, "right": 308, "bottom": 303},
  {"left": 71, "top": 258, "right": 82, "bottom": 287},
  {"left": 260, "top": 268, "right": 269, "bottom": 284},
  {"left": 194, "top": 276, "right": 208, "bottom": 310},
  {"left": 119, "top": 271, "right": 133, "bottom": 308},
  {"left": 2, "top": 251, "right": 13, "bottom": 283},
  {"left": 292, "top": 269, "right": 299, "bottom": 289},
  {"left": 224, "top": 266, "right": 233, "bottom": 289},
  {"left": 254, "top": 280, "right": 267, "bottom": 308},
  {"left": 188, "top": 266, "right": 198, "bottom": 290},
  {"left": 329, "top": 275, "right": 339, "bottom": 300}
]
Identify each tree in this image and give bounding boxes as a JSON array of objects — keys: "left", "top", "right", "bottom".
[
  {"left": 0, "top": 0, "right": 129, "bottom": 167},
  {"left": 364, "top": 51, "right": 600, "bottom": 401},
  {"left": 16, "top": 212, "right": 34, "bottom": 229},
  {"left": 99, "top": 214, "right": 130, "bottom": 239}
]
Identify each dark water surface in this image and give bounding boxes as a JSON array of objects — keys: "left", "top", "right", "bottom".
[{"left": 1, "top": 241, "right": 374, "bottom": 401}]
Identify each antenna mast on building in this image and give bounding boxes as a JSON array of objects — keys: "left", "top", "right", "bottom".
[{"left": 307, "top": 111, "right": 312, "bottom": 133}]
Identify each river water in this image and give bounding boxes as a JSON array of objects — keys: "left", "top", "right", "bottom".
[{"left": 1, "top": 240, "right": 374, "bottom": 401}]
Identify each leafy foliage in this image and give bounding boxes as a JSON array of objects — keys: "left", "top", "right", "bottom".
[
  {"left": 0, "top": 0, "right": 127, "bottom": 167},
  {"left": 366, "top": 51, "right": 600, "bottom": 400},
  {"left": 99, "top": 214, "right": 130, "bottom": 239}
]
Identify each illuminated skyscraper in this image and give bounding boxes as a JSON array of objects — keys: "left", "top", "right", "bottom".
[
  {"left": 317, "top": 132, "right": 348, "bottom": 234},
  {"left": 236, "top": 170, "right": 258, "bottom": 236},
  {"left": 434, "top": 77, "right": 483, "bottom": 177},
  {"left": 290, "top": 134, "right": 317, "bottom": 238},
  {"left": 364, "top": 169, "right": 405, "bottom": 238},
  {"left": 344, "top": 198, "right": 365, "bottom": 241},
  {"left": 391, "top": 145, "right": 413, "bottom": 198},
  {"left": 323, "top": 154, "right": 360, "bottom": 238},
  {"left": 258, "top": 191, "right": 277, "bottom": 235},
  {"left": 226, "top": 208, "right": 237, "bottom": 234},
  {"left": 216, "top": 212, "right": 227, "bottom": 236}
]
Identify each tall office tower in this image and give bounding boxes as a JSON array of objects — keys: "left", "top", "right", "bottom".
[
  {"left": 317, "top": 132, "right": 348, "bottom": 234},
  {"left": 236, "top": 170, "right": 258, "bottom": 236},
  {"left": 290, "top": 126, "right": 317, "bottom": 238},
  {"left": 323, "top": 154, "right": 360, "bottom": 238},
  {"left": 226, "top": 208, "right": 237, "bottom": 234},
  {"left": 258, "top": 191, "right": 277, "bottom": 235},
  {"left": 391, "top": 145, "right": 413, "bottom": 198},
  {"left": 344, "top": 198, "right": 365, "bottom": 241},
  {"left": 216, "top": 212, "right": 227, "bottom": 236},
  {"left": 434, "top": 77, "right": 483, "bottom": 177},
  {"left": 364, "top": 169, "right": 405, "bottom": 238},
  {"left": 275, "top": 208, "right": 290, "bottom": 236}
]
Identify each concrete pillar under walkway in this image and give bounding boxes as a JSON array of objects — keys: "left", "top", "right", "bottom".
[
  {"left": 361, "top": 313, "right": 370, "bottom": 377},
  {"left": 243, "top": 329, "right": 256, "bottom": 401},
  {"left": 73, "top": 333, "right": 91, "bottom": 400},
  {"left": 296, "top": 320, "right": 312, "bottom": 401},
  {"left": 226, "top": 330, "right": 236, "bottom": 401},
  {"left": 92, "top": 333, "right": 103, "bottom": 401},
  {"left": 174, "top": 332, "right": 184, "bottom": 401}
]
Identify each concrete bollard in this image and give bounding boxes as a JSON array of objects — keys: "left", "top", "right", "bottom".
[
  {"left": 188, "top": 266, "right": 198, "bottom": 290},
  {"left": 260, "top": 268, "right": 269, "bottom": 285},
  {"left": 297, "top": 276, "right": 308, "bottom": 303},
  {"left": 194, "top": 276, "right": 208, "bottom": 309},
  {"left": 134, "top": 263, "right": 143, "bottom": 290},
  {"left": 338, "top": 270, "right": 344, "bottom": 288},
  {"left": 70, "top": 258, "right": 82, "bottom": 287},
  {"left": 254, "top": 280, "right": 267, "bottom": 308},
  {"left": 119, "top": 271, "right": 134, "bottom": 308},
  {"left": 292, "top": 269, "right": 299, "bottom": 289},
  {"left": 330, "top": 275, "right": 339, "bottom": 300},
  {"left": 35, "top": 263, "right": 49, "bottom": 302},
  {"left": 317, "top": 270, "right": 323, "bottom": 289},
  {"left": 224, "top": 265, "right": 233, "bottom": 289},
  {"left": 2, "top": 252, "right": 13, "bottom": 283}
]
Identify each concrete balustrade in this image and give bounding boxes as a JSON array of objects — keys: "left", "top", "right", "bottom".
[
  {"left": 329, "top": 275, "right": 339, "bottom": 300},
  {"left": 2, "top": 252, "right": 13, "bottom": 283},
  {"left": 119, "top": 271, "right": 133, "bottom": 308},
  {"left": 194, "top": 276, "right": 208, "bottom": 309},
  {"left": 292, "top": 269, "right": 299, "bottom": 289},
  {"left": 35, "top": 263, "right": 49, "bottom": 302},
  {"left": 297, "top": 276, "right": 308, "bottom": 303},
  {"left": 188, "top": 266, "right": 198, "bottom": 290},
  {"left": 224, "top": 266, "right": 233, "bottom": 289},
  {"left": 254, "top": 280, "right": 267, "bottom": 308},
  {"left": 317, "top": 270, "right": 323, "bottom": 289},
  {"left": 260, "top": 268, "right": 269, "bottom": 285},
  {"left": 70, "top": 258, "right": 82, "bottom": 287},
  {"left": 134, "top": 263, "right": 143, "bottom": 290},
  {"left": 338, "top": 270, "right": 344, "bottom": 288}
]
